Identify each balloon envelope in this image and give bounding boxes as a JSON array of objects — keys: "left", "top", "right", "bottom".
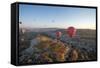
[
  {"left": 67, "top": 27, "right": 76, "bottom": 37},
  {"left": 56, "top": 31, "right": 62, "bottom": 38}
]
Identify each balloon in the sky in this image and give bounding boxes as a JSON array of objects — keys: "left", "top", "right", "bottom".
[
  {"left": 56, "top": 31, "right": 62, "bottom": 38},
  {"left": 67, "top": 27, "right": 76, "bottom": 38},
  {"left": 19, "top": 21, "right": 22, "bottom": 24}
]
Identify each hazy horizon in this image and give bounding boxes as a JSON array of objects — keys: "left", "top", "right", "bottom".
[{"left": 19, "top": 24, "right": 96, "bottom": 30}]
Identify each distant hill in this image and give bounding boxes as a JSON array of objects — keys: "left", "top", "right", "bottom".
[{"left": 20, "top": 27, "right": 96, "bottom": 33}]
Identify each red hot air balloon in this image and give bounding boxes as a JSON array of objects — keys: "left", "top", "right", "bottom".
[
  {"left": 56, "top": 31, "right": 62, "bottom": 39},
  {"left": 67, "top": 27, "right": 76, "bottom": 38}
]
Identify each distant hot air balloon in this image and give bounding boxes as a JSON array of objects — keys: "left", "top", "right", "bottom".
[
  {"left": 19, "top": 21, "right": 22, "bottom": 24},
  {"left": 56, "top": 31, "right": 62, "bottom": 39},
  {"left": 67, "top": 27, "right": 76, "bottom": 38}
]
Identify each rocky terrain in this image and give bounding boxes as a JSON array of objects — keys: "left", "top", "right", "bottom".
[{"left": 19, "top": 28, "right": 97, "bottom": 64}]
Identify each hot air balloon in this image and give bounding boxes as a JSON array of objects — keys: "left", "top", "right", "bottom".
[
  {"left": 56, "top": 31, "right": 62, "bottom": 40},
  {"left": 67, "top": 27, "right": 76, "bottom": 38},
  {"left": 19, "top": 21, "right": 22, "bottom": 24}
]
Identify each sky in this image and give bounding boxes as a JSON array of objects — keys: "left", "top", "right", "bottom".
[{"left": 19, "top": 4, "right": 96, "bottom": 29}]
